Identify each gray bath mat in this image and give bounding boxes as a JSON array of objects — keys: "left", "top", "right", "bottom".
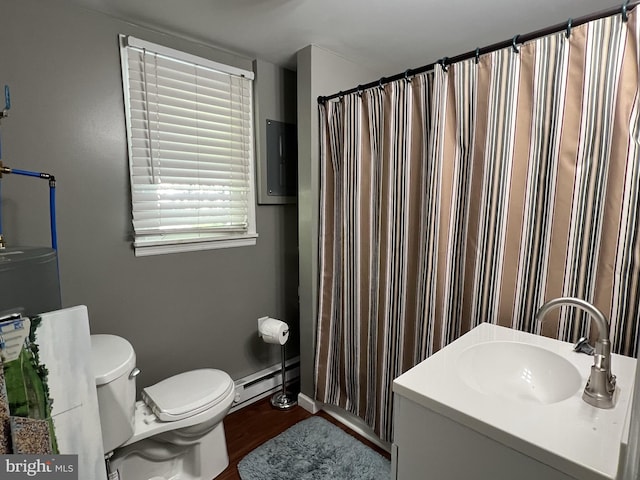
[{"left": 237, "top": 416, "right": 390, "bottom": 480}]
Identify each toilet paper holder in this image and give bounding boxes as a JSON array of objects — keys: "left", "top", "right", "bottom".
[
  {"left": 258, "top": 316, "right": 289, "bottom": 345},
  {"left": 258, "top": 316, "right": 297, "bottom": 410}
]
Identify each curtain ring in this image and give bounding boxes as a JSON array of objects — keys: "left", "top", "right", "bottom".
[
  {"left": 439, "top": 57, "right": 449, "bottom": 72},
  {"left": 404, "top": 69, "right": 412, "bottom": 83},
  {"left": 512, "top": 35, "right": 520, "bottom": 53},
  {"left": 622, "top": 0, "right": 629, "bottom": 22},
  {"left": 378, "top": 77, "right": 385, "bottom": 90},
  {"left": 356, "top": 85, "right": 363, "bottom": 97},
  {"left": 475, "top": 47, "right": 480, "bottom": 65},
  {"left": 565, "top": 18, "right": 572, "bottom": 39}
]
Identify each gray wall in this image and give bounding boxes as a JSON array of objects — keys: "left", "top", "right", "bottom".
[
  {"left": 254, "top": 58, "right": 297, "bottom": 205},
  {"left": 0, "top": 0, "right": 298, "bottom": 389},
  {"left": 296, "top": 45, "right": 386, "bottom": 397}
]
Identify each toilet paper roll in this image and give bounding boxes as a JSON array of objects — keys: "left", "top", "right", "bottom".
[{"left": 259, "top": 317, "right": 289, "bottom": 345}]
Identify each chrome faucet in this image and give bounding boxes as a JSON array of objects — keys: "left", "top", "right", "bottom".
[{"left": 535, "top": 297, "right": 616, "bottom": 409}]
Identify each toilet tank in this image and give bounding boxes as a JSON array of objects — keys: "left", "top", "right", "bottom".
[{"left": 90, "top": 334, "right": 137, "bottom": 453}]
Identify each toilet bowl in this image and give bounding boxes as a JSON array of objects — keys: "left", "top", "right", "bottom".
[{"left": 90, "top": 334, "right": 235, "bottom": 480}]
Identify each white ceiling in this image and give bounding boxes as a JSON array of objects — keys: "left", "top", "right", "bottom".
[{"left": 66, "top": 0, "right": 622, "bottom": 74}]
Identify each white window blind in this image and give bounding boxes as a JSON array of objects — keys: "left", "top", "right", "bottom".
[{"left": 119, "top": 35, "right": 257, "bottom": 256}]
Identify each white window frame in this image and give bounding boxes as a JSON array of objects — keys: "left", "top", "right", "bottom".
[{"left": 119, "top": 35, "right": 258, "bottom": 256}]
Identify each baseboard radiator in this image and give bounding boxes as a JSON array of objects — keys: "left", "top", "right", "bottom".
[{"left": 230, "top": 356, "right": 300, "bottom": 412}]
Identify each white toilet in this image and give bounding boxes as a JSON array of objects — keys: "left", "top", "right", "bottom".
[{"left": 90, "top": 334, "right": 236, "bottom": 480}]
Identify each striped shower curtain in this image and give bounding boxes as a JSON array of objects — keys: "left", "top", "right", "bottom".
[{"left": 315, "top": 10, "right": 640, "bottom": 442}]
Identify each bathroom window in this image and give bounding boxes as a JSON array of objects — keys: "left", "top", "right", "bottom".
[{"left": 119, "top": 35, "right": 257, "bottom": 256}]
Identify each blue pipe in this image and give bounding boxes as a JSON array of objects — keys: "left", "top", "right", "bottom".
[
  {"left": 4, "top": 86, "right": 10, "bottom": 111},
  {"left": 0, "top": 167, "right": 58, "bottom": 250},
  {"left": 11, "top": 168, "right": 43, "bottom": 178},
  {"left": 49, "top": 181, "right": 57, "bottom": 250}
]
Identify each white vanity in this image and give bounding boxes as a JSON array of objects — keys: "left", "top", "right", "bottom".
[{"left": 391, "top": 323, "right": 638, "bottom": 480}]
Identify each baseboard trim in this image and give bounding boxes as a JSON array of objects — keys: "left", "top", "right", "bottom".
[
  {"left": 298, "top": 394, "right": 391, "bottom": 453},
  {"left": 297, "top": 392, "right": 320, "bottom": 414},
  {"left": 322, "top": 404, "right": 391, "bottom": 453}
]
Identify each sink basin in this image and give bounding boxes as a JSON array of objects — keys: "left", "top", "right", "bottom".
[
  {"left": 393, "top": 323, "right": 638, "bottom": 480},
  {"left": 457, "top": 341, "right": 583, "bottom": 404}
]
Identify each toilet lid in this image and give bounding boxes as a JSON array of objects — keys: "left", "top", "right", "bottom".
[
  {"left": 142, "top": 369, "right": 233, "bottom": 422},
  {"left": 91, "top": 334, "right": 136, "bottom": 386}
]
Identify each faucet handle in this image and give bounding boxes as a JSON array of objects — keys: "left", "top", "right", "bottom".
[{"left": 573, "top": 337, "right": 595, "bottom": 356}]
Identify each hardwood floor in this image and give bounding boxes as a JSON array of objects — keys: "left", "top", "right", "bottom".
[{"left": 217, "top": 396, "right": 390, "bottom": 480}]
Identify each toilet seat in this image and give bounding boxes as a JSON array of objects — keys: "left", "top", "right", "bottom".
[
  {"left": 142, "top": 369, "right": 234, "bottom": 422},
  {"left": 122, "top": 378, "right": 235, "bottom": 448}
]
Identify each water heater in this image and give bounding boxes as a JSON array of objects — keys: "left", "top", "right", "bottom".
[{"left": 0, "top": 246, "right": 61, "bottom": 318}]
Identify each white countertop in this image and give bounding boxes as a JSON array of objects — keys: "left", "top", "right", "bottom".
[{"left": 393, "top": 323, "right": 638, "bottom": 480}]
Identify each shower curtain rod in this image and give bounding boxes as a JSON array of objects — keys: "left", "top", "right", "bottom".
[{"left": 318, "top": 1, "right": 639, "bottom": 103}]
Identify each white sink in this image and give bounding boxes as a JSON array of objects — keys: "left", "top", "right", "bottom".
[
  {"left": 457, "top": 341, "right": 583, "bottom": 405},
  {"left": 393, "top": 323, "right": 638, "bottom": 480}
]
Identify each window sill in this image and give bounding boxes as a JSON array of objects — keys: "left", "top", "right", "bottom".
[{"left": 133, "top": 234, "right": 258, "bottom": 257}]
